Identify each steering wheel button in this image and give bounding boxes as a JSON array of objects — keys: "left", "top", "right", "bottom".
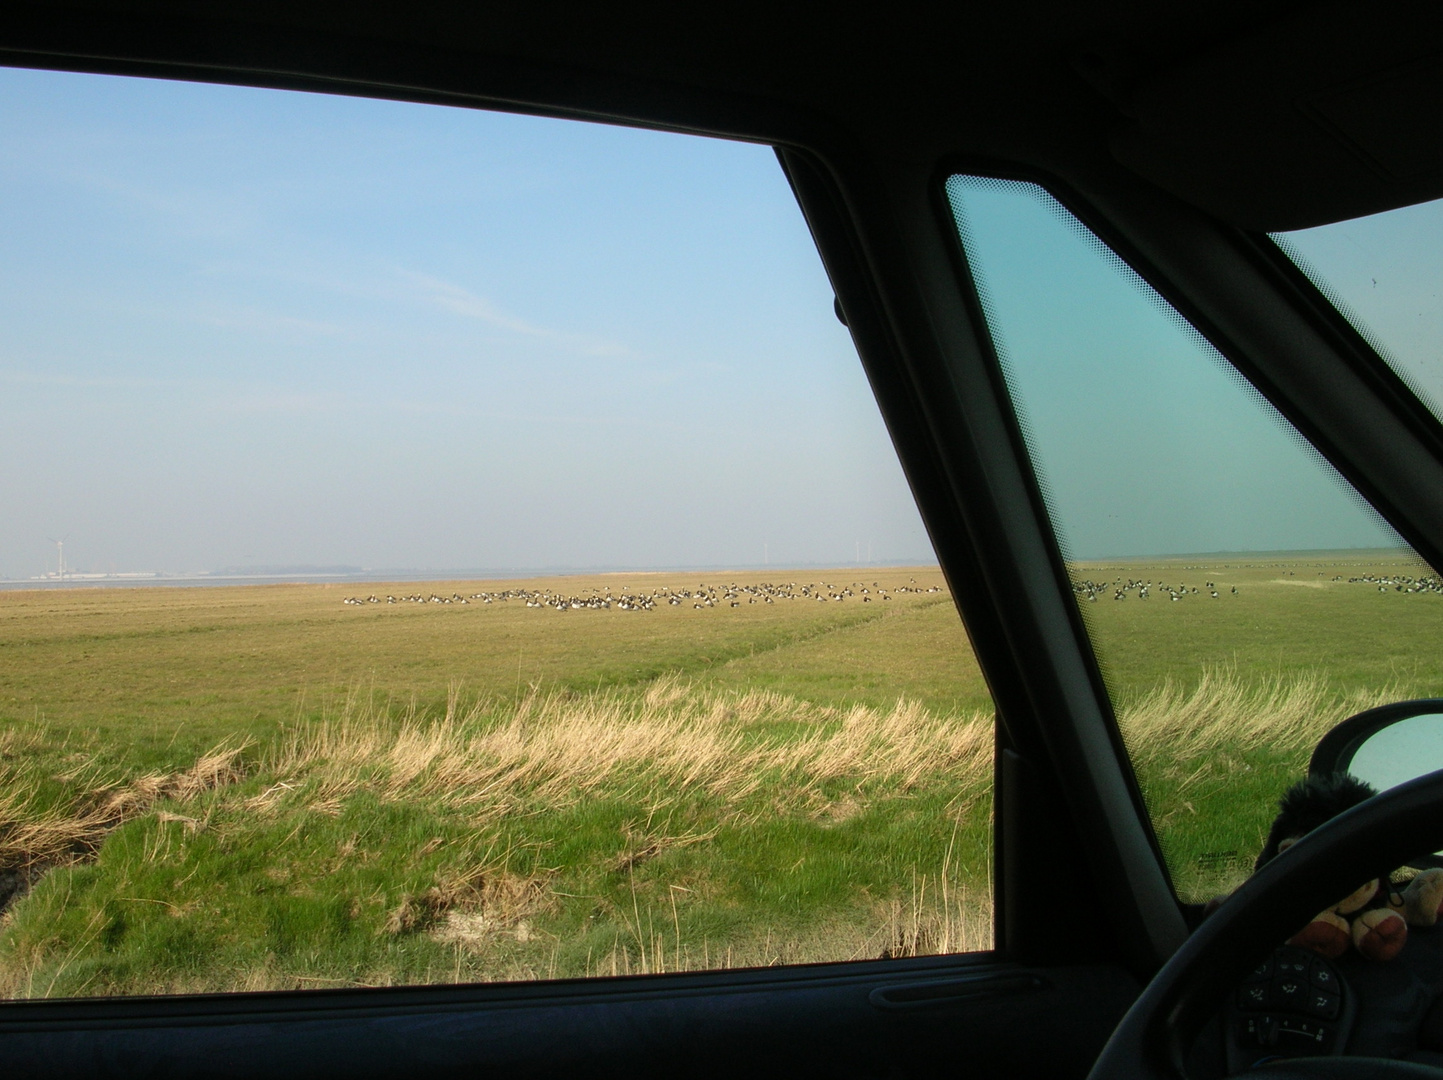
[
  {"left": 1305, "top": 988, "right": 1340, "bottom": 1019},
  {"left": 1275, "top": 952, "right": 1310, "bottom": 976},
  {"left": 1245, "top": 956, "right": 1274, "bottom": 982},
  {"left": 1238, "top": 983, "right": 1269, "bottom": 1009},
  {"left": 1238, "top": 1014, "right": 1276, "bottom": 1047},
  {"left": 1270, "top": 976, "right": 1307, "bottom": 1008}
]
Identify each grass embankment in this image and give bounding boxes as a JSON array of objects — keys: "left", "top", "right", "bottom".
[{"left": 1, "top": 555, "right": 1441, "bottom": 995}]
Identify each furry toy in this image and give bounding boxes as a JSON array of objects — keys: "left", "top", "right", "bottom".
[{"left": 1255, "top": 773, "right": 1443, "bottom": 962}]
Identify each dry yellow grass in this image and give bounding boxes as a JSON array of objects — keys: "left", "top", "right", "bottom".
[
  {"left": 250, "top": 674, "right": 994, "bottom": 820},
  {"left": 1, "top": 672, "right": 1389, "bottom": 895},
  {"left": 1116, "top": 668, "right": 1399, "bottom": 764},
  {"left": 2, "top": 670, "right": 1377, "bottom": 918},
  {"left": 0, "top": 730, "right": 245, "bottom": 885}
]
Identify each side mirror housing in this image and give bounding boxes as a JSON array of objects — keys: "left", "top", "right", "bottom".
[{"left": 1311, "top": 699, "right": 1443, "bottom": 868}]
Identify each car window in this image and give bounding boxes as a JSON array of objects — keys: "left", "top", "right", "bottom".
[
  {"left": 0, "top": 69, "right": 995, "bottom": 998},
  {"left": 944, "top": 175, "right": 1443, "bottom": 903},
  {"left": 1271, "top": 198, "right": 1443, "bottom": 425}
]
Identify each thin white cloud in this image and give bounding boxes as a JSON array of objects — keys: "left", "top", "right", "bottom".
[
  {"left": 193, "top": 306, "right": 354, "bottom": 340},
  {"left": 402, "top": 271, "right": 631, "bottom": 358}
]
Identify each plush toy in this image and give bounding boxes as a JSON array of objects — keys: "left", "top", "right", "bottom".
[{"left": 1252, "top": 773, "right": 1443, "bottom": 962}]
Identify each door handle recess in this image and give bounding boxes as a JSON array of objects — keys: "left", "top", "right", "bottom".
[{"left": 868, "top": 974, "right": 1044, "bottom": 1010}]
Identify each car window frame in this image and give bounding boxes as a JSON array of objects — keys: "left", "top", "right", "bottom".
[{"left": 785, "top": 145, "right": 1191, "bottom": 972}]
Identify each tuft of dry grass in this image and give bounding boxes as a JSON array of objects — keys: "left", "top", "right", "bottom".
[
  {"left": 251, "top": 675, "right": 994, "bottom": 819},
  {"left": 1116, "top": 668, "right": 1398, "bottom": 764},
  {"left": 874, "top": 821, "right": 991, "bottom": 960},
  {"left": 0, "top": 737, "right": 248, "bottom": 911},
  {"left": 95, "top": 746, "right": 247, "bottom": 821},
  {"left": 875, "top": 877, "right": 994, "bottom": 960},
  {"left": 385, "top": 861, "right": 554, "bottom": 941},
  {"left": 611, "top": 829, "right": 717, "bottom": 873}
]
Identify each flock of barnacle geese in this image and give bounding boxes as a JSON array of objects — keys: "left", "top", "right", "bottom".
[
  {"left": 343, "top": 578, "right": 944, "bottom": 611},
  {"left": 1070, "top": 570, "right": 1443, "bottom": 603},
  {"left": 1344, "top": 572, "right": 1443, "bottom": 595},
  {"left": 344, "top": 569, "right": 1440, "bottom": 611},
  {"left": 1071, "top": 578, "right": 1237, "bottom": 602}
]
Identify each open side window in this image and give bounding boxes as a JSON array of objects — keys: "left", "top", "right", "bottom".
[{"left": 0, "top": 68, "right": 1003, "bottom": 999}]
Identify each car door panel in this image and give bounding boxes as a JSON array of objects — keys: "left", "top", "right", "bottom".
[{"left": 0, "top": 958, "right": 1137, "bottom": 1079}]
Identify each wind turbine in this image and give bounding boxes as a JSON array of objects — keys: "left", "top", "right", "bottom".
[{"left": 46, "top": 535, "right": 68, "bottom": 581}]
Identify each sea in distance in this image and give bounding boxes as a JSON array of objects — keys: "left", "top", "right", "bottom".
[{"left": 0, "top": 563, "right": 934, "bottom": 591}]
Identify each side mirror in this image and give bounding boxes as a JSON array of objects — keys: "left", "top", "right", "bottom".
[
  {"left": 1311, "top": 699, "right": 1443, "bottom": 790},
  {"left": 1310, "top": 699, "right": 1443, "bottom": 868}
]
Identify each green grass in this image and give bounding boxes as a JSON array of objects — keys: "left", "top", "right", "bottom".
[
  {"left": 1072, "top": 551, "right": 1443, "bottom": 898},
  {"left": 1073, "top": 552, "right": 1443, "bottom": 693},
  {"left": 0, "top": 570, "right": 968, "bottom": 767},
  {"left": 1, "top": 554, "right": 1441, "bottom": 995}
]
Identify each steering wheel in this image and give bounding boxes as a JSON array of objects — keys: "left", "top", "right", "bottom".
[{"left": 1088, "top": 768, "right": 1443, "bottom": 1079}]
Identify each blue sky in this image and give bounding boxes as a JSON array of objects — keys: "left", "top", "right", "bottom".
[
  {"left": 0, "top": 68, "right": 933, "bottom": 578},
  {"left": 0, "top": 68, "right": 1425, "bottom": 579}
]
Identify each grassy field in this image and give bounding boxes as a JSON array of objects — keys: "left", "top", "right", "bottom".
[
  {"left": 1073, "top": 551, "right": 1443, "bottom": 898},
  {"left": 1, "top": 553, "right": 1440, "bottom": 996}
]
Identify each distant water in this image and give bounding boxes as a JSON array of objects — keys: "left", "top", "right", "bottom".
[
  {"left": 0, "top": 573, "right": 368, "bottom": 592},
  {"left": 0, "top": 563, "right": 936, "bottom": 592},
  {"left": 0, "top": 570, "right": 544, "bottom": 591}
]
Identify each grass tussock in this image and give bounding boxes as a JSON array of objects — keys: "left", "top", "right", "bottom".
[
  {"left": 96, "top": 747, "right": 247, "bottom": 821},
  {"left": 253, "top": 675, "right": 993, "bottom": 819},
  {"left": 387, "top": 861, "right": 554, "bottom": 942},
  {"left": 0, "top": 726, "right": 247, "bottom": 913},
  {"left": 1117, "top": 668, "right": 1398, "bottom": 763}
]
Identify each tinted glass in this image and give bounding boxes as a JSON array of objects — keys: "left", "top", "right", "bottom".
[
  {"left": 1273, "top": 198, "right": 1443, "bottom": 424},
  {"left": 945, "top": 175, "right": 1443, "bottom": 902},
  {"left": 0, "top": 70, "right": 995, "bottom": 997}
]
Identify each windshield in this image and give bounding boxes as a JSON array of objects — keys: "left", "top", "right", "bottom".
[{"left": 1272, "top": 198, "right": 1443, "bottom": 423}]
